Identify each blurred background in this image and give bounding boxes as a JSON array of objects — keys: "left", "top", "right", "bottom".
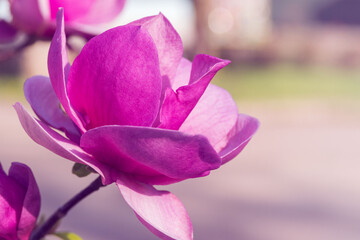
[{"left": 1, "top": 0, "right": 360, "bottom": 239}]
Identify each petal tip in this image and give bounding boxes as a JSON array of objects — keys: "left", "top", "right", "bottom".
[
  {"left": 223, "top": 59, "right": 231, "bottom": 66},
  {"left": 56, "top": 7, "right": 64, "bottom": 18},
  {"left": 156, "top": 12, "right": 167, "bottom": 22},
  {"left": 13, "top": 102, "right": 23, "bottom": 111},
  {"left": 55, "top": 8, "right": 65, "bottom": 32}
]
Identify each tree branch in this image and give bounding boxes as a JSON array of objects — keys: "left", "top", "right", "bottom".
[{"left": 30, "top": 176, "right": 104, "bottom": 240}]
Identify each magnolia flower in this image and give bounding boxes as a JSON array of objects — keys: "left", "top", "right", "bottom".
[
  {"left": 0, "top": 0, "right": 126, "bottom": 58},
  {"left": 0, "top": 162, "right": 41, "bottom": 240},
  {"left": 15, "top": 9, "right": 259, "bottom": 239}
]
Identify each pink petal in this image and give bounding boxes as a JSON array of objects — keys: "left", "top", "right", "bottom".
[
  {"left": 14, "top": 103, "right": 112, "bottom": 185},
  {"left": 49, "top": 0, "right": 125, "bottom": 24},
  {"left": 170, "top": 58, "right": 192, "bottom": 90},
  {"left": 24, "top": 75, "right": 81, "bottom": 143},
  {"left": 68, "top": 25, "right": 162, "bottom": 129},
  {"left": 0, "top": 20, "right": 26, "bottom": 60},
  {"left": 151, "top": 57, "right": 192, "bottom": 127},
  {"left": 159, "top": 54, "right": 230, "bottom": 130},
  {"left": 180, "top": 84, "right": 238, "bottom": 152},
  {"left": 129, "top": 13, "right": 183, "bottom": 80},
  {"left": 8, "top": 163, "right": 40, "bottom": 240},
  {"left": 0, "top": 164, "right": 24, "bottom": 240},
  {"left": 10, "top": 0, "right": 48, "bottom": 34},
  {"left": 0, "top": 21, "right": 18, "bottom": 44},
  {"left": 80, "top": 125, "right": 221, "bottom": 184},
  {"left": 219, "top": 114, "right": 260, "bottom": 164},
  {"left": 116, "top": 174, "right": 193, "bottom": 240},
  {"left": 48, "top": 9, "right": 86, "bottom": 132}
]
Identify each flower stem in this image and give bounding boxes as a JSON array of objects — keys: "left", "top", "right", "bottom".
[{"left": 30, "top": 176, "right": 104, "bottom": 240}]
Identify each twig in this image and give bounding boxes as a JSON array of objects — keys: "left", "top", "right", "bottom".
[{"left": 30, "top": 176, "right": 104, "bottom": 240}]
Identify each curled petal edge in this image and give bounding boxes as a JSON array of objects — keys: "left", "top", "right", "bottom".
[
  {"left": 116, "top": 174, "right": 193, "bottom": 240},
  {"left": 48, "top": 8, "right": 87, "bottom": 133},
  {"left": 14, "top": 103, "right": 112, "bottom": 185},
  {"left": 219, "top": 114, "right": 260, "bottom": 164}
]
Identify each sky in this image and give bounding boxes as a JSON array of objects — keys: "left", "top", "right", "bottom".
[
  {"left": 115, "top": 0, "right": 195, "bottom": 46},
  {"left": 0, "top": 0, "right": 10, "bottom": 21}
]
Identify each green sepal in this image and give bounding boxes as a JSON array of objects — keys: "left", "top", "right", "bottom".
[{"left": 72, "top": 163, "right": 92, "bottom": 177}]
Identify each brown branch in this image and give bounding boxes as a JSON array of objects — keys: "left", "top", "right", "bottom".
[{"left": 30, "top": 176, "right": 104, "bottom": 240}]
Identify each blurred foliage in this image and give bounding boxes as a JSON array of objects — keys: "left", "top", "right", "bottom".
[
  {"left": 213, "top": 64, "right": 360, "bottom": 101},
  {"left": 0, "top": 75, "right": 24, "bottom": 102},
  {"left": 54, "top": 232, "right": 82, "bottom": 240},
  {"left": 1, "top": 64, "right": 360, "bottom": 103}
]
